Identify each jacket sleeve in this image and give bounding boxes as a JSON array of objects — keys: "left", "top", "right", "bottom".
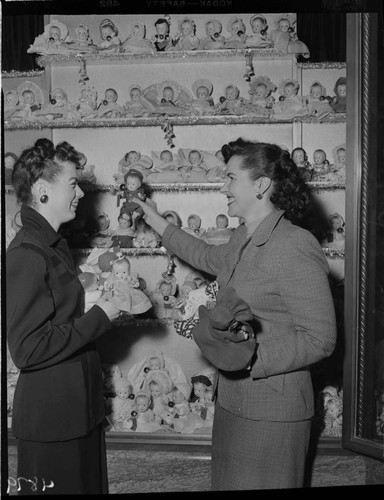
[
  {"left": 6, "top": 246, "right": 111, "bottom": 371},
  {"left": 250, "top": 229, "right": 337, "bottom": 379}
]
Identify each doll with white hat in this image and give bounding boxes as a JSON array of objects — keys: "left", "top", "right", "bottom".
[
  {"left": 123, "top": 84, "right": 155, "bottom": 118},
  {"left": 198, "top": 19, "right": 226, "bottom": 50},
  {"left": 122, "top": 22, "right": 155, "bottom": 54},
  {"left": 245, "top": 14, "right": 273, "bottom": 48},
  {"left": 187, "top": 79, "right": 215, "bottom": 116},
  {"left": 27, "top": 19, "right": 71, "bottom": 55}
]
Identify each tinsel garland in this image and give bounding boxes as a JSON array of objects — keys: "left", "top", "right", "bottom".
[
  {"left": 308, "top": 182, "right": 345, "bottom": 191},
  {"left": 322, "top": 248, "right": 345, "bottom": 258},
  {"left": 297, "top": 62, "right": 346, "bottom": 70},
  {"left": 71, "top": 247, "right": 168, "bottom": 256},
  {"left": 1, "top": 70, "right": 45, "bottom": 78}
]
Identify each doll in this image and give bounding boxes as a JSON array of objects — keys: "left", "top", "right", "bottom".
[
  {"left": 145, "top": 150, "right": 183, "bottom": 183},
  {"left": 329, "top": 76, "right": 347, "bottom": 113},
  {"left": 111, "top": 213, "right": 136, "bottom": 248},
  {"left": 291, "top": 147, "right": 312, "bottom": 182},
  {"left": 66, "top": 24, "right": 97, "bottom": 54},
  {"left": 202, "top": 214, "right": 235, "bottom": 245},
  {"left": 27, "top": 19, "right": 71, "bottom": 55},
  {"left": 96, "top": 88, "right": 125, "bottom": 119},
  {"left": 4, "top": 90, "right": 21, "bottom": 120},
  {"left": 4, "top": 152, "right": 18, "bottom": 185},
  {"left": 115, "top": 151, "right": 154, "bottom": 184},
  {"left": 77, "top": 84, "right": 98, "bottom": 118},
  {"left": 270, "top": 15, "right": 310, "bottom": 58},
  {"left": 78, "top": 271, "right": 102, "bottom": 313},
  {"left": 245, "top": 14, "right": 273, "bottom": 48},
  {"left": 305, "top": 81, "right": 332, "bottom": 118},
  {"left": 150, "top": 279, "right": 178, "bottom": 319},
  {"left": 174, "top": 279, "right": 217, "bottom": 321},
  {"left": 170, "top": 17, "right": 200, "bottom": 51},
  {"left": 272, "top": 79, "right": 307, "bottom": 119},
  {"left": 35, "top": 88, "right": 79, "bottom": 121},
  {"left": 76, "top": 152, "right": 97, "bottom": 184},
  {"left": 310, "top": 148, "right": 331, "bottom": 180},
  {"left": 103, "top": 256, "right": 152, "bottom": 315},
  {"left": 11, "top": 81, "right": 44, "bottom": 121},
  {"left": 178, "top": 149, "right": 210, "bottom": 182},
  {"left": 190, "top": 368, "right": 216, "bottom": 403},
  {"left": 198, "top": 19, "right": 226, "bottom": 50},
  {"left": 132, "top": 218, "right": 162, "bottom": 248},
  {"left": 147, "top": 378, "right": 171, "bottom": 424},
  {"left": 116, "top": 168, "right": 147, "bottom": 220},
  {"left": 108, "top": 378, "right": 136, "bottom": 430},
  {"left": 324, "top": 213, "right": 345, "bottom": 250},
  {"left": 204, "top": 150, "right": 227, "bottom": 182},
  {"left": 163, "top": 383, "right": 205, "bottom": 433},
  {"left": 214, "top": 84, "right": 248, "bottom": 116},
  {"left": 98, "top": 18, "right": 121, "bottom": 52},
  {"left": 152, "top": 17, "right": 172, "bottom": 52},
  {"left": 124, "top": 391, "right": 163, "bottom": 432},
  {"left": 187, "top": 79, "right": 215, "bottom": 116},
  {"left": 329, "top": 145, "right": 346, "bottom": 183},
  {"left": 182, "top": 214, "right": 206, "bottom": 239},
  {"left": 224, "top": 17, "right": 248, "bottom": 49},
  {"left": 122, "top": 23, "right": 156, "bottom": 54},
  {"left": 89, "top": 213, "right": 114, "bottom": 248},
  {"left": 247, "top": 76, "right": 276, "bottom": 117},
  {"left": 143, "top": 80, "right": 193, "bottom": 116},
  {"left": 123, "top": 85, "right": 155, "bottom": 118}
]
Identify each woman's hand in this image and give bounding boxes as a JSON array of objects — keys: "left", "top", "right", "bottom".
[{"left": 132, "top": 197, "right": 169, "bottom": 237}]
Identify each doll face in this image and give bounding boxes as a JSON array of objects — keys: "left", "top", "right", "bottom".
[
  {"left": 189, "top": 151, "right": 201, "bottom": 165},
  {"left": 130, "top": 88, "right": 141, "bottom": 101},
  {"left": 337, "top": 149, "right": 346, "bottom": 163},
  {"left": 255, "top": 84, "right": 268, "bottom": 99},
  {"left": 132, "top": 25, "right": 142, "bottom": 39},
  {"left": 225, "top": 86, "right": 238, "bottom": 101},
  {"left": 292, "top": 149, "right": 305, "bottom": 165},
  {"left": 105, "top": 89, "right": 117, "bottom": 103},
  {"left": 251, "top": 18, "right": 264, "bottom": 34},
  {"left": 136, "top": 396, "right": 150, "bottom": 412},
  {"left": 194, "top": 382, "right": 206, "bottom": 399},
  {"left": 216, "top": 215, "right": 228, "bottom": 229},
  {"left": 156, "top": 22, "right": 169, "bottom": 37},
  {"left": 159, "top": 282, "right": 173, "bottom": 297},
  {"left": 22, "top": 91, "right": 35, "bottom": 106},
  {"left": 77, "top": 26, "right": 87, "bottom": 42},
  {"left": 49, "top": 26, "right": 61, "bottom": 41},
  {"left": 330, "top": 216, "right": 343, "bottom": 229},
  {"left": 181, "top": 21, "right": 193, "bottom": 36},
  {"left": 5, "top": 155, "right": 16, "bottom": 170},
  {"left": 118, "top": 217, "right": 131, "bottom": 229},
  {"left": 188, "top": 217, "right": 200, "bottom": 230},
  {"left": 172, "top": 389, "right": 186, "bottom": 404},
  {"left": 310, "top": 85, "right": 322, "bottom": 99},
  {"left": 278, "top": 19, "right": 290, "bottom": 32},
  {"left": 53, "top": 90, "right": 66, "bottom": 104},
  {"left": 113, "top": 261, "right": 130, "bottom": 279},
  {"left": 116, "top": 387, "right": 130, "bottom": 399},
  {"left": 101, "top": 25, "right": 114, "bottom": 40},
  {"left": 180, "top": 286, "right": 192, "bottom": 301},
  {"left": 149, "top": 383, "right": 162, "bottom": 398},
  {"left": 160, "top": 150, "right": 173, "bottom": 162},
  {"left": 313, "top": 150, "right": 326, "bottom": 165},
  {"left": 125, "top": 175, "right": 141, "bottom": 191},
  {"left": 197, "top": 86, "right": 209, "bottom": 100},
  {"left": 148, "top": 357, "right": 162, "bottom": 370},
  {"left": 127, "top": 151, "right": 140, "bottom": 164},
  {"left": 98, "top": 216, "right": 109, "bottom": 230},
  {"left": 336, "top": 84, "right": 346, "bottom": 98},
  {"left": 206, "top": 21, "right": 219, "bottom": 37},
  {"left": 231, "top": 20, "right": 244, "bottom": 37},
  {"left": 284, "top": 83, "right": 295, "bottom": 98},
  {"left": 163, "top": 87, "right": 174, "bottom": 102},
  {"left": 6, "top": 93, "right": 18, "bottom": 107}
]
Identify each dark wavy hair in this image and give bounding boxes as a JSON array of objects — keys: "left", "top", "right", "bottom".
[
  {"left": 221, "top": 138, "right": 330, "bottom": 242},
  {"left": 12, "top": 138, "right": 82, "bottom": 206}
]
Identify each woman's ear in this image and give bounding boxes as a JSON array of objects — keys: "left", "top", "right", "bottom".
[{"left": 256, "top": 176, "right": 272, "bottom": 195}]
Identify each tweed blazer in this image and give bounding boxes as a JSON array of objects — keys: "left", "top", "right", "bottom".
[
  {"left": 161, "top": 209, "right": 336, "bottom": 421},
  {"left": 7, "top": 206, "right": 112, "bottom": 441}
]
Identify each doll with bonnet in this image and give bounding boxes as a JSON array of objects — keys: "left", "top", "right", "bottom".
[
  {"left": 34, "top": 87, "right": 79, "bottom": 121},
  {"left": 247, "top": 75, "right": 276, "bottom": 117},
  {"left": 245, "top": 14, "right": 273, "bottom": 48},
  {"left": 272, "top": 79, "right": 307, "bottom": 119},
  {"left": 115, "top": 151, "right": 153, "bottom": 184},
  {"left": 182, "top": 214, "right": 206, "bottom": 239},
  {"left": 27, "top": 19, "right": 71, "bottom": 55},
  {"left": 122, "top": 23, "right": 155, "bottom": 54},
  {"left": 143, "top": 80, "right": 193, "bottom": 116},
  {"left": 10, "top": 81, "right": 44, "bottom": 121},
  {"left": 170, "top": 17, "right": 199, "bottom": 51},
  {"left": 144, "top": 370, "right": 173, "bottom": 423},
  {"left": 304, "top": 81, "right": 332, "bottom": 118},
  {"left": 186, "top": 79, "right": 215, "bottom": 116},
  {"left": 123, "top": 84, "right": 155, "bottom": 118},
  {"left": 97, "top": 18, "right": 121, "bottom": 52},
  {"left": 224, "top": 17, "right": 248, "bottom": 49},
  {"left": 270, "top": 14, "right": 310, "bottom": 58},
  {"left": 199, "top": 19, "right": 226, "bottom": 50}
]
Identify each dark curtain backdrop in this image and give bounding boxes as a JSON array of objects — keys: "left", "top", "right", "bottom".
[{"left": 1, "top": 14, "right": 346, "bottom": 72}]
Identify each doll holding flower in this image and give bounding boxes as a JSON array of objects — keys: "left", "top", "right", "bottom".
[{"left": 27, "top": 19, "right": 71, "bottom": 55}]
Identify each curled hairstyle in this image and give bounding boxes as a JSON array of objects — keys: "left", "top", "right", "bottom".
[
  {"left": 12, "top": 138, "right": 82, "bottom": 206},
  {"left": 221, "top": 138, "right": 330, "bottom": 242}
]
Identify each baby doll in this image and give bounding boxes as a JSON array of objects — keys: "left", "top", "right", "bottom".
[
  {"left": 187, "top": 79, "right": 215, "bottom": 116},
  {"left": 4, "top": 90, "right": 21, "bottom": 120},
  {"left": 77, "top": 84, "right": 98, "bottom": 118},
  {"left": 147, "top": 378, "right": 171, "bottom": 424},
  {"left": 329, "top": 145, "right": 346, "bottom": 183},
  {"left": 78, "top": 271, "right": 102, "bottom": 313},
  {"left": 174, "top": 279, "right": 217, "bottom": 322},
  {"left": 66, "top": 24, "right": 96, "bottom": 54},
  {"left": 272, "top": 79, "right": 307, "bottom": 119},
  {"left": 215, "top": 84, "right": 248, "bottom": 116},
  {"left": 245, "top": 14, "right": 273, "bottom": 48},
  {"left": 132, "top": 218, "right": 162, "bottom": 248},
  {"left": 143, "top": 80, "right": 193, "bottom": 117},
  {"left": 305, "top": 81, "right": 332, "bottom": 118},
  {"left": 107, "top": 377, "right": 136, "bottom": 430},
  {"left": 116, "top": 168, "right": 147, "bottom": 220},
  {"left": 291, "top": 147, "right": 312, "bottom": 182},
  {"left": 89, "top": 213, "right": 114, "bottom": 248},
  {"left": 35, "top": 88, "right": 80, "bottom": 121},
  {"left": 329, "top": 76, "right": 347, "bottom": 113},
  {"left": 247, "top": 76, "right": 276, "bottom": 116},
  {"left": 198, "top": 19, "right": 226, "bottom": 50},
  {"left": 11, "top": 81, "right": 44, "bottom": 121},
  {"left": 145, "top": 150, "right": 183, "bottom": 183},
  {"left": 111, "top": 213, "right": 136, "bottom": 248},
  {"left": 116, "top": 151, "right": 154, "bottom": 184},
  {"left": 202, "top": 214, "right": 234, "bottom": 245},
  {"left": 170, "top": 17, "right": 200, "bottom": 51},
  {"left": 98, "top": 18, "right": 121, "bottom": 52},
  {"left": 122, "top": 23, "right": 155, "bottom": 54},
  {"left": 182, "top": 214, "right": 206, "bottom": 239},
  {"left": 27, "top": 20, "right": 70, "bottom": 55},
  {"left": 178, "top": 149, "right": 210, "bottom": 182},
  {"left": 124, "top": 391, "right": 163, "bottom": 432},
  {"left": 4, "top": 152, "right": 18, "bottom": 185},
  {"left": 163, "top": 383, "right": 205, "bottom": 433},
  {"left": 96, "top": 88, "right": 125, "bottom": 119},
  {"left": 150, "top": 280, "right": 178, "bottom": 319},
  {"left": 271, "top": 15, "right": 310, "bottom": 58},
  {"left": 152, "top": 17, "right": 172, "bottom": 52},
  {"left": 123, "top": 85, "right": 155, "bottom": 118},
  {"left": 324, "top": 212, "right": 345, "bottom": 250},
  {"left": 310, "top": 148, "right": 331, "bottom": 180},
  {"left": 103, "top": 256, "right": 151, "bottom": 315},
  {"left": 190, "top": 369, "right": 215, "bottom": 403},
  {"left": 224, "top": 17, "right": 248, "bottom": 49}
]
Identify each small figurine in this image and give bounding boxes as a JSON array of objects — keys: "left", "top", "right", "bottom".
[
  {"left": 224, "top": 17, "right": 247, "bottom": 49},
  {"left": 124, "top": 390, "right": 163, "bottom": 432},
  {"left": 150, "top": 279, "right": 178, "bottom": 318},
  {"left": 163, "top": 383, "right": 205, "bottom": 433},
  {"left": 132, "top": 218, "right": 162, "bottom": 248},
  {"left": 34, "top": 87, "right": 80, "bottom": 121},
  {"left": 324, "top": 212, "right": 345, "bottom": 250},
  {"left": 245, "top": 14, "right": 273, "bottom": 48},
  {"left": 271, "top": 15, "right": 310, "bottom": 58},
  {"left": 4, "top": 90, "right": 21, "bottom": 120},
  {"left": 152, "top": 17, "right": 172, "bottom": 52},
  {"left": 4, "top": 152, "right": 18, "bottom": 185},
  {"left": 10, "top": 81, "right": 44, "bottom": 121},
  {"left": 146, "top": 373, "right": 172, "bottom": 424},
  {"left": 187, "top": 79, "right": 215, "bottom": 116},
  {"left": 122, "top": 23, "right": 156, "bottom": 54},
  {"left": 178, "top": 149, "right": 210, "bottom": 182},
  {"left": 98, "top": 18, "right": 121, "bottom": 52},
  {"left": 329, "top": 76, "right": 347, "bottom": 113},
  {"left": 291, "top": 147, "right": 312, "bottom": 182},
  {"left": 272, "top": 79, "right": 307, "bottom": 119},
  {"left": 123, "top": 84, "right": 155, "bottom": 118},
  {"left": 116, "top": 168, "right": 147, "bottom": 220},
  {"left": 198, "top": 19, "right": 226, "bottom": 50},
  {"left": 27, "top": 19, "right": 71, "bottom": 55},
  {"left": 202, "top": 214, "right": 234, "bottom": 245},
  {"left": 116, "top": 151, "right": 154, "bottom": 184},
  {"left": 190, "top": 368, "right": 216, "bottom": 402},
  {"left": 111, "top": 213, "right": 136, "bottom": 248},
  {"left": 170, "top": 17, "right": 200, "bottom": 51},
  {"left": 107, "top": 377, "right": 136, "bottom": 430},
  {"left": 143, "top": 80, "right": 193, "bottom": 116},
  {"left": 77, "top": 84, "right": 98, "bottom": 118},
  {"left": 95, "top": 88, "right": 125, "bottom": 119},
  {"left": 89, "top": 213, "right": 114, "bottom": 248},
  {"left": 304, "top": 81, "right": 332, "bottom": 118},
  {"left": 215, "top": 84, "right": 248, "bottom": 116},
  {"left": 182, "top": 214, "right": 206, "bottom": 238},
  {"left": 310, "top": 148, "right": 331, "bottom": 180},
  {"left": 329, "top": 145, "right": 346, "bottom": 183},
  {"left": 146, "top": 150, "right": 183, "bottom": 183},
  {"left": 103, "top": 256, "right": 152, "bottom": 315},
  {"left": 247, "top": 75, "right": 276, "bottom": 117},
  {"left": 78, "top": 271, "right": 102, "bottom": 312},
  {"left": 66, "top": 23, "right": 97, "bottom": 54}
]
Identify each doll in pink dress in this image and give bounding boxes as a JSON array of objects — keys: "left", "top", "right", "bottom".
[
  {"left": 245, "top": 14, "right": 273, "bottom": 48},
  {"left": 198, "top": 19, "right": 226, "bottom": 50},
  {"left": 27, "top": 19, "right": 71, "bottom": 55},
  {"left": 122, "top": 23, "right": 155, "bottom": 54},
  {"left": 272, "top": 79, "right": 307, "bottom": 119},
  {"left": 224, "top": 17, "right": 248, "bottom": 49},
  {"left": 103, "top": 256, "right": 152, "bottom": 315},
  {"left": 123, "top": 85, "right": 155, "bottom": 118},
  {"left": 170, "top": 17, "right": 200, "bottom": 51},
  {"left": 97, "top": 18, "right": 121, "bottom": 53},
  {"left": 304, "top": 81, "right": 332, "bottom": 118}
]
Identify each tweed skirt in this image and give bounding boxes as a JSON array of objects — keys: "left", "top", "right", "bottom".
[{"left": 211, "top": 403, "right": 311, "bottom": 490}]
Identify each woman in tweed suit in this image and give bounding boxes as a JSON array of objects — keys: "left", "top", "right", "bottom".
[
  {"left": 6, "top": 139, "right": 120, "bottom": 494},
  {"left": 134, "top": 138, "right": 337, "bottom": 490}
]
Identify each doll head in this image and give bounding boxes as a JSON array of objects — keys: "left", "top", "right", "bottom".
[
  {"left": 51, "top": 88, "right": 67, "bottom": 105},
  {"left": 130, "top": 86, "right": 142, "bottom": 101},
  {"left": 148, "top": 380, "right": 163, "bottom": 399},
  {"left": 131, "top": 24, "right": 145, "bottom": 39},
  {"left": 216, "top": 213, "right": 229, "bottom": 229},
  {"left": 159, "top": 281, "right": 173, "bottom": 298},
  {"left": 147, "top": 356, "right": 162, "bottom": 371},
  {"left": 135, "top": 393, "right": 151, "bottom": 413},
  {"left": 75, "top": 24, "right": 89, "bottom": 43},
  {"left": 254, "top": 83, "right": 268, "bottom": 100},
  {"left": 100, "top": 19, "right": 118, "bottom": 40},
  {"left": 162, "top": 86, "right": 175, "bottom": 102},
  {"left": 96, "top": 213, "right": 110, "bottom": 231},
  {"left": 187, "top": 214, "right": 201, "bottom": 231},
  {"left": 115, "top": 378, "right": 134, "bottom": 400},
  {"left": 124, "top": 169, "right": 143, "bottom": 191},
  {"left": 118, "top": 213, "right": 133, "bottom": 230},
  {"left": 310, "top": 82, "right": 324, "bottom": 100},
  {"left": 206, "top": 19, "right": 222, "bottom": 38},
  {"left": 329, "top": 212, "right": 345, "bottom": 231},
  {"left": 334, "top": 77, "right": 346, "bottom": 98},
  {"left": 104, "top": 88, "right": 118, "bottom": 103},
  {"left": 225, "top": 84, "right": 240, "bottom": 101},
  {"left": 160, "top": 150, "right": 173, "bottom": 163},
  {"left": 336, "top": 147, "right": 346, "bottom": 164},
  {"left": 111, "top": 257, "right": 131, "bottom": 280},
  {"left": 197, "top": 86, "right": 210, "bottom": 100},
  {"left": 313, "top": 149, "right": 327, "bottom": 165},
  {"left": 291, "top": 147, "right": 308, "bottom": 166},
  {"left": 125, "top": 150, "right": 140, "bottom": 165},
  {"left": 5, "top": 152, "right": 18, "bottom": 171},
  {"left": 283, "top": 82, "right": 296, "bottom": 98},
  {"left": 21, "top": 90, "right": 35, "bottom": 106},
  {"left": 171, "top": 383, "right": 190, "bottom": 404},
  {"left": 154, "top": 18, "right": 170, "bottom": 38},
  {"left": 5, "top": 90, "right": 19, "bottom": 108},
  {"left": 228, "top": 18, "right": 246, "bottom": 37},
  {"left": 188, "top": 150, "right": 202, "bottom": 166},
  {"left": 250, "top": 15, "right": 268, "bottom": 34},
  {"left": 48, "top": 25, "right": 61, "bottom": 42},
  {"left": 278, "top": 17, "right": 291, "bottom": 32},
  {"left": 180, "top": 18, "right": 195, "bottom": 36},
  {"left": 192, "top": 79, "right": 213, "bottom": 100}
]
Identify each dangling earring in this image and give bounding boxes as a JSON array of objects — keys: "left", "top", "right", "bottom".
[
  {"left": 256, "top": 193, "right": 263, "bottom": 200},
  {"left": 40, "top": 194, "right": 48, "bottom": 203}
]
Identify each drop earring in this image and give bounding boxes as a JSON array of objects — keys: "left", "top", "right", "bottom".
[
  {"left": 256, "top": 193, "right": 263, "bottom": 200},
  {"left": 40, "top": 194, "right": 48, "bottom": 203}
]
